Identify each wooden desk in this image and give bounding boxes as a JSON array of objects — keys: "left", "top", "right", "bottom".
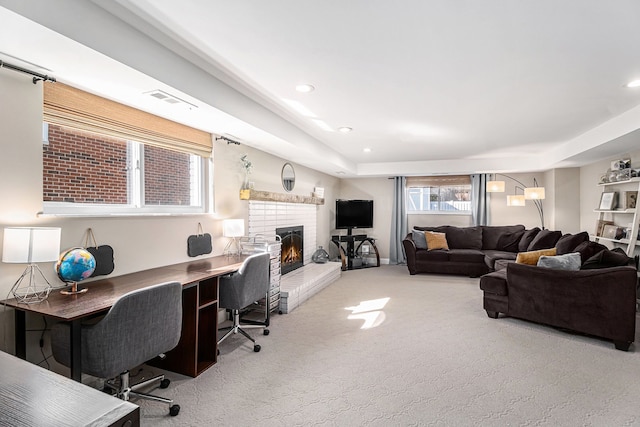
[
  {"left": 0, "top": 350, "right": 139, "bottom": 426},
  {"left": 0, "top": 255, "right": 248, "bottom": 382}
]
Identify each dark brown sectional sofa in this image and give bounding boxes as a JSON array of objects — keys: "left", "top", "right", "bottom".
[
  {"left": 404, "top": 224, "right": 638, "bottom": 350},
  {"left": 402, "top": 225, "right": 562, "bottom": 276},
  {"left": 481, "top": 262, "right": 637, "bottom": 350}
]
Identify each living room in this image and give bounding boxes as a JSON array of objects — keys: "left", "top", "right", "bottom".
[{"left": 1, "top": 1, "right": 640, "bottom": 425}]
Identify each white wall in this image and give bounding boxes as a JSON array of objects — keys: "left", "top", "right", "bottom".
[
  {"left": 0, "top": 71, "right": 339, "bottom": 358},
  {"left": 337, "top": 178, "right": 393, "bottom": 261}
]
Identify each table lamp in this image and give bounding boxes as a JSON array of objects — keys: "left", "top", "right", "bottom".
[
  {"left": 2, "top": 227, "right": 62, "bottom": 303},
  {"left": 222, "top": 219, "right": 244, "bottom": 256}
]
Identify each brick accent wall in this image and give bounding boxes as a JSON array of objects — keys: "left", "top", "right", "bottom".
[
  {"left": 43, "top": 125, "right": 128, "bottom": 203},
  {"left": 144, "top": 145, "right": 192, "bottom": 205}
]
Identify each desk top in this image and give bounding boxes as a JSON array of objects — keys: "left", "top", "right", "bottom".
[
  {"left": 0, "top": 351, "right": 139, "bottom": 426},
  {"left": 0, "top": 254, "right": 248, "bottom": 321}
]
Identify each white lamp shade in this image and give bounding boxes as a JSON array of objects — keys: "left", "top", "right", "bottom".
[
  {"left": 2, "top": 227, "right": 61, "bottom": 263},
  {"left": 507, "top": 195, "right": 526, "bottom": 206},
  {"left": 222, "top": 219, "right": 245, "bottom": 238},
  {"left": 486, "top": 181, "right": 505, "bottom": 192},
  {"left": 524, "top": 187, "right": 545, "bottom": 200}
]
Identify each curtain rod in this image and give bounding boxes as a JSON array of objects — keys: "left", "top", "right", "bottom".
[{"left": 0, "top": 59, "right": 56, "bottom": 84}]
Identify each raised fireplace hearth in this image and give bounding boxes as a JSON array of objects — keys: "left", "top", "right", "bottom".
[{"left": 277, "top": 226, "right": 303, "bottom": 275}]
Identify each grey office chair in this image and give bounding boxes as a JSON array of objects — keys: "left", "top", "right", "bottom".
[
  {"left": 51, "top": 281, "right": 183, "bottom": 417},
  {"left": 218, "top": 252, "right": 271, "bottom": 352}
]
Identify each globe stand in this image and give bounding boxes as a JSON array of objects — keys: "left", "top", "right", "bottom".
[{"left": 60, "top": 282, "right": 89, "bottom": 295}]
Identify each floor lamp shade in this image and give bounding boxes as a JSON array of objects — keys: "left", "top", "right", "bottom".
[
  {"left": 2, "top": 227, "right": 61, "bottom": 263},
  {"left": 486, "top": 181, "right": 506, "bottom": 192},
  {"left": 524, "top": 187, "right": 545, "bottom": 200},
  {"left": 507, "top": 195, "right": 526, "bottom": 206}
]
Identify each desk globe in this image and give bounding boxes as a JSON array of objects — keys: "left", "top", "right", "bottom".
[{"left": 56, "top": 248, "right": 96, "bottom": 294}]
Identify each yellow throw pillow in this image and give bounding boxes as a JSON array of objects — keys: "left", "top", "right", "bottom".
[
  {"left": 425, "top": 231, "right": 449, "bottom": 251},
  {"left": 515, "top": 247, "right": 557, "bottom": 265}
]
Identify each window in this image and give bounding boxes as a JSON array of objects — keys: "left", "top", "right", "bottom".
[
  {"left": 41, "top": 82, "right": 212, "bottom": 215},
  {"left": 406, "top": 176, "right": 471, "bottom": 214},
  {"left": 43, "top": 124, "right": 205, "bottom": 215}
]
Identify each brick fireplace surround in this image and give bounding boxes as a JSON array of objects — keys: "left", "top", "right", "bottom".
[{"left": 247, "top": 200, "right": 341, "bottom": 313}]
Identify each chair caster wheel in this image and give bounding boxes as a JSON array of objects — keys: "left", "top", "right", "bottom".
[
  {"left": 169, "top": 404, "right": 180, "bottom": 416},
  {"left": 278, "top": 310, "right": 283, "bottom": 314},
  {"left": 254, "top": 344, "right": 261, "bottom": 352},
  {"left": 160, "top": 378, "right": 170, "bottom": 389},
  {"left": 263, "top": 329, "right": 270, "bottom": 336},
  {"left": 217, "top": 349, "right": 220, "bottom": 356}
]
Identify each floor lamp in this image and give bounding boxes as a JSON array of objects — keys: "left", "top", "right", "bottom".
[
  {"left": 486, "top": 174, "right": 546, "bottom": 229},
  {"left": 2, "top": 227, "right": 62, "bottom": 304},
  {"left": 223, "top": 219, "right": 245, "bottom": 256}
]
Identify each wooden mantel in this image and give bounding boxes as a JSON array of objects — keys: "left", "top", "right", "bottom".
[{"left": 239, "top": 189, "right": 324, "bottom": 205}]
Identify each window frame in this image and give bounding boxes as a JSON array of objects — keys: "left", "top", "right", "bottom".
[
  {"left": 42, "top": 129, "right": 211, "bottom": 217},
  {"left": 406, "top": 177, "right": 472, "bottom": 216}
]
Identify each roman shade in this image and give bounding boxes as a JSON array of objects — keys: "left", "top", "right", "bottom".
[
  {"left": 43, "top": 82, "right": 213, "bottom": 157},
  {"left": 406, "top": 175, "right": 471, "bottom": 187}
]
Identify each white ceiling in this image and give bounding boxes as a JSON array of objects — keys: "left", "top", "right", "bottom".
[{"left": 2, "top": 0, "right": 640, "bottom": 177}]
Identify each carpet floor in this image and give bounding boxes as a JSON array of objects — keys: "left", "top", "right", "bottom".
[{"left": 137, "top": 264, "right": 640, "bottom": 426}]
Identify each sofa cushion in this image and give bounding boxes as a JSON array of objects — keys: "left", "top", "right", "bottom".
[
  {"left": 518, "top": 227, "right": 541, "bottom": 252},
  {"left": 527, "top": 229, "right": 562, "bottom": 251},
  {"left": 515, "top": 247, "right": 557, "bottom": 265},
  {"left": 494, "top": 259, "right": 515, "bottom": 271},
  {"left": 479, "top": 269, "right": 508, "bottom": 296},
  {"left": 415, "top": 226, "right": 482, "bottom": 250},
  {"left": 425, "top": 231, "right": 449, "bottom": 251},
  {"left": 537, "top": 252, "right": 582, "bottom": 271},
  {"left": 412, "top": 229, "right": 427, "bottom": 249},
  {"left": 483, "top": 250, "right": 517, "bottom": 270},
  {"left": 573, "top": 240, "right": 608, "bottom": 264},
  {"left": 415, "top": 249, "right": 449, "bottom": 262},
  {"left": 444, "top": 226, "right": 482, "bottom": 250},
  {"left": 482, "top": 225, "right": 526, "bottom": 250},
  {"left": 581, "top": 248, "right": 634, "bottom": 270},
  {"left": 447, "top": 249, "right": 485, "bottom": 263},
  {"left": 496, "top": 230, "right": 525, "bottom": 252},
  {"left": 555, "top": 232, "right": 590, "bottom": 255}
]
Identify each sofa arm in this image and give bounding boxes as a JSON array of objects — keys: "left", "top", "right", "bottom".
[
  {"left": 402, "top": 233, "right": 417, "bottom": 274},
  {"left": 506, "top": 263, "right": 637, "bottom": 343}
]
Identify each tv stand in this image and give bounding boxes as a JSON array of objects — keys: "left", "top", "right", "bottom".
[{"left": 331, "top": 233, "right": 380, "bottom": 271}]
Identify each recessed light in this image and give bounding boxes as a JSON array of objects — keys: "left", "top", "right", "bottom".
[
  {"left": 363, "top": 148, "right": 371, "bottom": 153},
  {"left": 295, "top": 84, "right": 315, "bottom": 93},
  {"left": 338, "top": 127, "right": 353, "bottom": 133},
  {"left": 336, "top": 171, "right": 345, "bottom": 175},
  {"left": 626, "top": 80, "right": 640, "bottom": 88}
]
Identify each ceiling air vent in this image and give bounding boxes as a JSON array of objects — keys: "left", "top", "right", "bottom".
[{"left": 145, "top": 90, "right": 197, "bottom": 109}]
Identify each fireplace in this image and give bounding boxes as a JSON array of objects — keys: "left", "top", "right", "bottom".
[{"left": 277, "top": 226, "right": 303, "bottom": 275}]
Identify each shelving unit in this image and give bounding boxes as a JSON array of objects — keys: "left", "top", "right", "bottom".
[
  {"left": 239, "top": 237, "right": 282, "bottom": 324},
  {"left": 593, "top": 177, "right": 640, "bottom": 256},
  {"left": 331, "top": 234, "right": 380, "bottom": 271}
]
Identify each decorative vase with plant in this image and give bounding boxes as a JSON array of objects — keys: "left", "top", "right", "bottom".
[{"left": 240, "top": 154, "right": 252, "bottom": 190}]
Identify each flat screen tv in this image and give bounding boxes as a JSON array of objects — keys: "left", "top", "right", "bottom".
[{"left": 336, "top": 199, "right": 373, "bottom": 232}]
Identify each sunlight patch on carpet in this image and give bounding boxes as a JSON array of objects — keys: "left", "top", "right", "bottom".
[{"left": 345, "top": 297, "right": 390, "bottom": 329}]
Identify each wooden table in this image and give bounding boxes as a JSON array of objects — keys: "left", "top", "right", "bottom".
[
  {"left": 0, "top": 255, "right": 248, "bottom": 382},
  {"left": 0, "top": 350, "right": 139, "bottom": 426}
]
